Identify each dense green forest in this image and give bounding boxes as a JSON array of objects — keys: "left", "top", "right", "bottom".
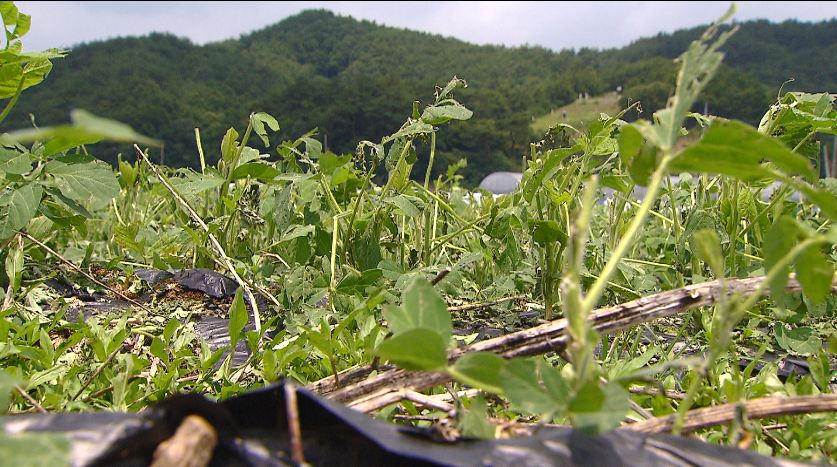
[{"left": 5, "top": 10, "right": 836, "bottom": 183}]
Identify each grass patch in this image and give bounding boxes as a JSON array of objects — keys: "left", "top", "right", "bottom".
[{"left": 531, "top": 92, "right": 621, "bottom": 134}]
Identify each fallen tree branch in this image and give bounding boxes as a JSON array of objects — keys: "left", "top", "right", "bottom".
[
  {"left": 308, "top": 275, "right": 835, "bottom": 412},
  {"left": 447, "top": 294, "right": 526, "bottom": 313},
  {"left": 14, "top": 385, "right": 46, "bottom": 413},
  {"left": 624, "top": 394, "right": 837, "bottom": 434},
  {"left": 134, "top": 145, "right": 262, "bottom": 333}
]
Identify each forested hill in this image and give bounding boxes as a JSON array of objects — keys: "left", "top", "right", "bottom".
[{"left": 7, "top": 10, "right": 836, "bottom": 183}]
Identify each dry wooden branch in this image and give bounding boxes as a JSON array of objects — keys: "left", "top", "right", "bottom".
[
  {"left": 69, "top": 342, "right": 122, "bottom": 403},
  {"left": 307, "top": 275, "right": 835, "bottom": 412},
  {"left": 624, "top": 394, "right": 837, "bottom": 434},
  {"left": 14, "top": 385, "right": 46, "bottom": 413},
  {"left": 133, "top": 145, "right": 262, "bottom": 333},
  {"left": 431, "top": 268, "right": 450, "bottom": 285},
  {"left": 401, "top": 390, "right": 455, "bottom": 412},
  {"left": 628, "top": 385, "right": 686, "bottom": 401},
  {"left": 306, "top": 363, "right": 395, "bottom": 395},
  {"left": 448, "top": 294, "right": 525, "bottom": 313},
  {"left": 151, "top": 415, "right": 217, "bottom": 467}
]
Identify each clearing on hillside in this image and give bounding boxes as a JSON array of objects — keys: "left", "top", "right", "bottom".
[{"left": 531, "top": 91, "right": 621, "bottom": 134}]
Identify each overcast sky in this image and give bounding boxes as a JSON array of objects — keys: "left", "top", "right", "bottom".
[{"left": 16, "top": 1, "right": 837, "bottom": 53}]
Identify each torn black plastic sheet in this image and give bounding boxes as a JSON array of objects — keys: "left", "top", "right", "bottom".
[{"left": 2, "top": 382, "right": 798, "bottom": 467}]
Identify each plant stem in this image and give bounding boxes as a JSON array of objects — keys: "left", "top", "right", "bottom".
[
  {"left": 0, "top": 77, "right": 24, "bottom": 126},
  {"left": 582, "top": 153, "right": 674, "bottom": 310},
  {"left": 672, "top": 236, "right": 825, "bottom": 433},
  {"left": 424, "top": 131, "right": 437, "bottom": 190},
  {"left": 134, "top": 145, "right": 263, "bottom": 334}
]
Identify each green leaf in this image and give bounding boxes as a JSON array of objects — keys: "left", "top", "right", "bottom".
[
  {"left": 792, "top": 181, "right": 837, "bottom": 221},
  {"left": 4, "top": 240, "right": 23, "bottom": 293},
  {"left": 228, "top": 288, "right": 247, "bottom": 350},
  {"left": 2, "top": 110, "right": 158, "bottom": 154},
  {"left": 70, "top": 109, "right": 159, "bottom": 147},
  {"left": 399, "top": 277, "right": 451, "bottom": 340},
  {"left": 619, "top": 123, "right": 657, "bottom": 186},
  {"left": 170, "top": 170, "right": 225, "bottom": 195},
  {"left": 448, "top": 352, "right": 507, "bottom": 394},
  {"left": 653, "top": 6, "right": 736, "bottom": 150},
  {"left": 375, "top": 328, "right": 447, "bottom": 371},
  {"left": 44, "top": 158, "right": 119, "bottom": 209},
  {"left": 0, "top": 372, "right": 21, "bottom": 415},
  {"left": 280, "top": 224, "right": 315, "bottom": 243},
  {"left": 436, "top": 77, "right": 468, "bottom": 101},
  {"left": 764, "top": 216, "right": 803, "bottom": 306},
  {"left": 229, "top": 162, "right": 280, "bottom": 181},
  {"left": 630, "top": 144, "right": 657, "bottom": 187},
  {"left": 0, "top": 432, "right": 71, "bottom": 467},
  {"left": 807, "top": 350, "right": 831, "bottom": 391},
  {"left": 220, "top": 127, "right": 239, "bottom": 163},
  {"left": 0, "top": 182, "right": 43, "bottom": 240},
  {"left": 383, "top": 121, "right": 434, "bottom": 144},
  {"left": 569, "top": 381, "right": 631, "bottom": 434},
  {"left": 522, "top": 146, "right": 576, "bottom": 202},
  {"left": 500, "top": 358, "right": 562, "bottom": 417},
  {"left": 774, "top": 325, "right": 822, "bottom": 355},
  {"left": 618, "top": 124, "right": 643, "bottom": 168},
  {"left": 386, "top": 194, "right": 425, "bottom": 218},
  {"left": 795, "top": 244, "right": 833, "bottom": 304},
  {"left": 163, "top": 318, "right": 179, "bottom": 344},
  {"left": 352, "top": 228, "right": 382, "bottom": 272},
  {"left": 307, "top": 320, "right": 333, "bottom": 357},
  {"left": 421, "top": 104, "right": 473, "bottom": 125},
  {"left": 692, "top": 229, "right": 724, "bottom": 278},
  {"left": 336, "top": 269, "right": 383, "bottom": 295},
  {"left": 149, "top": 336, "right": 167, "bottom": 362},
  {"left": 25, "top": 364, "right": 68, "bottom": 390},
  {"left": 671, "top": 120, "right": 816, "bottom": 182},
  {"left": 0, "top": 148, "right": 31, "bottom": 174},
  {"left": 251, "top": 112, "right": 280, "bottom": 147},
  {"left": 0, "top": 63, "right": 22, "bottom": 99},
  {"left": 459, "top": 397, "right": 496, "bottom": 439},
  {"left": 532, "top": 220, "right": 565, "bottom": 245},
  {"left": 45, "top": 186, "right": 92, "bottom": 219}
]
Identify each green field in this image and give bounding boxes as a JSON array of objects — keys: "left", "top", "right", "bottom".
[
  {"left": 1, "top": 3, "right": 836, "bottom": 464},
  {"left": 531, "top": 92, "right": 622, "bottom": 134}
]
